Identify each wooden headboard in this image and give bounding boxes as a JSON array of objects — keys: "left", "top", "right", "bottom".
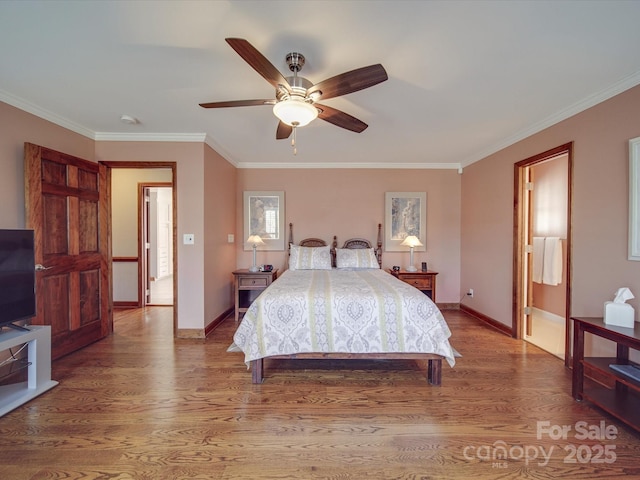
[{"left": 288, "top": 223, "right": 383, "bottom": 268}]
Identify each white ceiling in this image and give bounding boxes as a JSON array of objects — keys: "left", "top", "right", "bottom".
[{"left": 1, "top": 0, "right": 640, "bottom": 169}]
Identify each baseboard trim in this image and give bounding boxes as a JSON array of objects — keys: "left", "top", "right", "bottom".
[
  {"left": 114, "top": 301, "right": 139, "bottom": 309},
  {"left": 205, "top": 307, "right": 234, "bottom": 337},
  {"left": 437, "top": 302, "right": 460, "bottom": 310},
  {"left": 460, "top": 304, "right": 513, "bottom": 337},
  {"left": 176, "top": 328, "right": 205, "bottom": 339}
]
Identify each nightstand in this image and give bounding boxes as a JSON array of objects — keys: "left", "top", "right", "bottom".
[
  {"left": 389, "top": 269, "right": 438, "bottom": 301},
  {"left": 232, "top": 269, "right": 278, "bottom": 322}
]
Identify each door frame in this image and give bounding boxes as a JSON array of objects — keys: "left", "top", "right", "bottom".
[
  {"left": 100, "top": 161, "right": 178, "bottom": 333},
  {"left": 513, "top": 143, "right": 573, "bottom": 367}
]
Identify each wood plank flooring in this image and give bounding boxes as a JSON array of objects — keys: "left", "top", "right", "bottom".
[{"left": 0, "top": 308, "right": 639, "bottom": 479}]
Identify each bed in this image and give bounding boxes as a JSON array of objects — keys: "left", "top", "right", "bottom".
[{"left": 230, "top": 223, "right": 456, "bottom": 384}]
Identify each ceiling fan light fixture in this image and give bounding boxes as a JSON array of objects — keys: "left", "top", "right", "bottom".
[{"left": 273, "top": 98, "right": 318, "bottom": 127}]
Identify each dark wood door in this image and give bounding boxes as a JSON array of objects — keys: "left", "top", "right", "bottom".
[{"left": 24, "top": 143, "right": 112, "bottom": 360}]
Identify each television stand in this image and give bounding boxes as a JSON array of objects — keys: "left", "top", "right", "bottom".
[
  {"left": 5, "top": 322, "right": 31, "bottom": 332},
  {"left": 0, "top": 325, "right": 58, "bottom": 417}
]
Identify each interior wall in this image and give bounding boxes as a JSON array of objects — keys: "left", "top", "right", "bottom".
[
  {"left": 237, "top": 168, "right": 462, "bottom": 303},
  {"left": 203, "top": 144, "right": 237, "bottom": 327},
  {"left": 461, "top": 84, "right": 640, "bottom": 354},
  {"left": 0, "top": 101, "right": 94, "bottom": 228}
]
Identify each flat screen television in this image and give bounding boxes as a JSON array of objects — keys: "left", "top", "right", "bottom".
[{"left": 0, "top": 229, "right": 35, "bottom": 331}]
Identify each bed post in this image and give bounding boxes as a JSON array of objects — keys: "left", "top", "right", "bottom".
[
  {"left": 376, "top": 223, "right": 383, "bottom": 267},
  {"left": 251, "top": 359, "right": 264, "bottom": 384},
  {"left": 287, "top": 223, "right": 294, "bottom": 270},
  {"left": 331, "top": 235, "right": 338, "bottom": 267},
  {"left": 427, "top": 358, "right": 442, "bottom": 386}
]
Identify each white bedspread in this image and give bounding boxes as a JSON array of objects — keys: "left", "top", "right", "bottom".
[{"left": 231, "top": 269, "right": 456, "bottom": 367}]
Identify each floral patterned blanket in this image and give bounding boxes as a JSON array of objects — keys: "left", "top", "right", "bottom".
[{"left": 230, "top": 269, "right": 456, "bottom": 367}]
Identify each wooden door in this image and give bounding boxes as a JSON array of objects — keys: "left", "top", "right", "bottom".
[{"left": 24, "top": 143, "right": 112, "bottom": 360}]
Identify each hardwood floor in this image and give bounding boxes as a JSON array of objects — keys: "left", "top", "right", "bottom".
[{"left": 0, "top": 308, "right": 639, "bottom": 479}]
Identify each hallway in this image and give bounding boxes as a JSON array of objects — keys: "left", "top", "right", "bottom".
[{"left": 148, "top": 274, "right": 173, "bottom": 305}]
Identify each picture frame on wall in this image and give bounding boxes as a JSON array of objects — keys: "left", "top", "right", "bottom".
[
  {"left": 629, "top": 137, "right": 640, "bottom": 261},
  {"left": 384, "top": 191, "right": 426, "bottom": 251},
  {"left": 243, "top": 191, "right": 285, "bottom": 251}
]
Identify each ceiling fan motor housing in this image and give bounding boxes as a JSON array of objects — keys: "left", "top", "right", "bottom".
[
  {"left": 277, "top": 75, "right": 313, "bottom": 101},
  {"left": 274, "top": 52, "right": 314, "bottom": 102},
  {"left": 286, "top": 52, "right": 305, "bottom": 72}
]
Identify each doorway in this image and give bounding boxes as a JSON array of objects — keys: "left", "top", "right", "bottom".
[
  {"left": 102, "top": 161, "right": 178, "bottom": 333},
  {"left": 514, "top": 143, "right": 573, "bottom": 366},
  {"left": 142, "top": 185, "right": 173, "bottom": 306}
]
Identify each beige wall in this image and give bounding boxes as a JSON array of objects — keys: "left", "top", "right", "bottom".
[
  {"left": 0, "top": 101, "right": 94, "bottom": 228},
  {"left": 237, "top": 168, "right": 462, "bottom": 303},
  {"left": 203, "top": 144, "right": 237, "bottom": 325},
  {"left": 461, "top": 84, "right": 640, "bottom": 336}
]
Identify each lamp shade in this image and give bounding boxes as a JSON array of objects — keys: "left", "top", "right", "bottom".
[
  {"left": 273, "top": 98, "right": 318, "bottom": 127},
  {"left": 246, "top": 235, "right": 265, "bottom": 246},
  {"left": 400, "top": 235, "right": 423, "bottom": 248}
]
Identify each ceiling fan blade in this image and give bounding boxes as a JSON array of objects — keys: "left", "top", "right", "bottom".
[
  {"left": 276, "top": 121, "right": 293, "bottom": 139},
  {"left": 316, "top": 104, "right": 368, "bottom": 133},
  {"left": 307, "top": 64, "right": 388, "bottom": 101},
  {"left": 226, "top": 38, "right": 291, "bottom": 92},
  {"left": 199, "top": 99, "right": 275, "bottom": 108}
]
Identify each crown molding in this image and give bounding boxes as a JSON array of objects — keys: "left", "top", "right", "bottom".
[
  {"left": 236, "top": 161, "right": 461, "bottom": 169},
  {"left": 94, "top": 132, "right": 207, "bottom": 142},
  {"left": 0, "top": 89, "right": 95, "bottom": 139},
  {"left": 203, "top": 135, "right": 238, "bottom": 167},
  {"left": 460, "top": 69, "right": 640, "bottom": 167}
]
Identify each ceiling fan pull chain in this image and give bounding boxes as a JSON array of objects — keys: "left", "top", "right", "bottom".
[{"left": 292, "top": 123, "right": 298, "bottom": 155}]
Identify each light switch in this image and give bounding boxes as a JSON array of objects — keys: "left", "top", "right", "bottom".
[
  {"left": 228, "top": 234, "right": 235, "bottom": 243},
  {"left": 183, "top": 233, "right": 195, "bottom": 245}
]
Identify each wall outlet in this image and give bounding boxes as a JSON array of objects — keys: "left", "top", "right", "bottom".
[
  {"left": 183, "top": 233, "right": 195, "bottom": 245},
  {"left": 227, "top": 234, "right": 234, "bottom": 243},
  {"left": 467, "top": 288, "right": 474, "bottom": 298}
]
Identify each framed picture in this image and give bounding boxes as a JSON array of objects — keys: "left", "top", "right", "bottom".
[
  {"left": 629, "top": 137, "right": 640, "bottom": 261},
  {"left": 385, "top": 192, "right": 426, "bottom": 251},
  {"left": 243, "top": 191, "right": 285, "bottom": 251}
]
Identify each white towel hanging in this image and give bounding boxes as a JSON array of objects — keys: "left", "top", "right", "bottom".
[
  {"left": 542, "top": 237, "right": 562, "bottom": 286},
  {"left": 532, "top": 237, "right": 545, "bottom": 284}
]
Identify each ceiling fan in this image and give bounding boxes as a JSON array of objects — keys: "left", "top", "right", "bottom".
[{"left": 199, "top": 38, "right": 388, "bottom": 152}]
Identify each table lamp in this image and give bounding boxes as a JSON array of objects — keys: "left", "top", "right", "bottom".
[
  {"left": 246, "top": 235, "right": 265, "bottom": 272},
  {"left": 400, "top": 235, "right": 423, "bottom": 272}
]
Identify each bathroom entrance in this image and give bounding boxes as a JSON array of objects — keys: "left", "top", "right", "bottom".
[{"left": 514, "top": 143, "right": 573, "bottom": 365}]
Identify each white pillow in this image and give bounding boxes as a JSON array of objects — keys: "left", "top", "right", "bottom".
[
  {"left": 335, "top": 248, "right": 379, "bottom": 269},
  {"left": 289, "top": 244, "right": 332, "bottom": 270}
]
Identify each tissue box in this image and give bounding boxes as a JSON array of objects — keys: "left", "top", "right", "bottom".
[{"left": 604, "top": 302, "right": 635, "bottom": 328}]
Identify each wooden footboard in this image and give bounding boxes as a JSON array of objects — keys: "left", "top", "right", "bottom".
[{"left": 250, "top": 353, "right": 443, "bottom": 385}]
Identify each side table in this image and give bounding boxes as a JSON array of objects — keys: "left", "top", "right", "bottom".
[
  {"left": 232, "top": 269, "right": 278, "bottom": 322},
  {"left": 389, "top": 269, "right": 438, "bottom": 301}
]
